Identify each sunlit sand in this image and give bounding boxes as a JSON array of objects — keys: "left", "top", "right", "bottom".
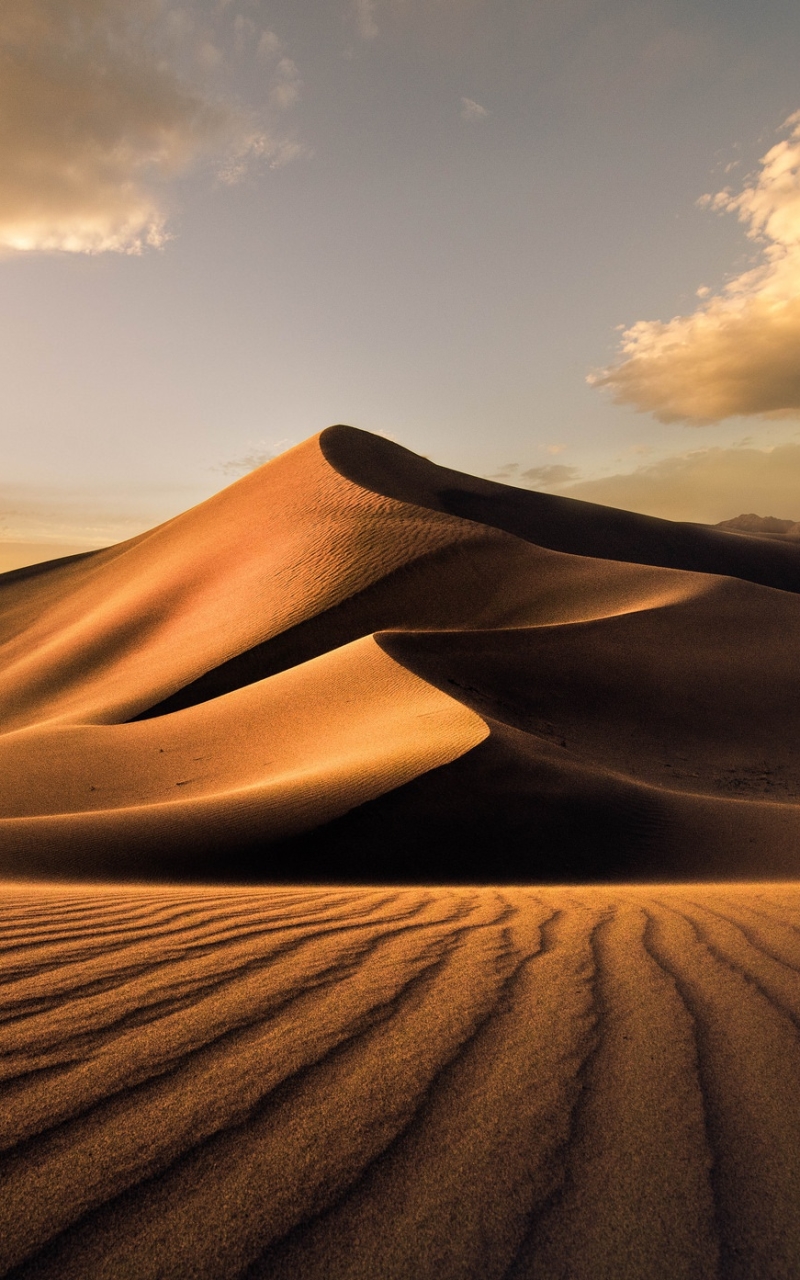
[{"left": 3, "top": 883, "right": 800, "bottom": 1278}]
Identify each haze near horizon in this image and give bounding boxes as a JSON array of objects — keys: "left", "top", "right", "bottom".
[{"left": 2, "top": 0, "right": 800, "bottom": 572}]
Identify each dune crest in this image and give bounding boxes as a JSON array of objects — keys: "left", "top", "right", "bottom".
[{"left": 1, "top": 425, "right": 799, "bottom": 881}]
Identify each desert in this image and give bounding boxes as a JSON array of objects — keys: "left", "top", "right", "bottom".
[
  {"left": 2, "top": 425, "right": 800, "bottom": 881},
  {"left": 3, "top": 428, "right": 800, "bottom": 1276},
  {"left": 6, "top": 0, "right": 800, "bottom": 1270}
]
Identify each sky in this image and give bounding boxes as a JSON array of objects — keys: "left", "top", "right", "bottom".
[{"left": 3, "top": 0, "right": 800, "bottom": 568}]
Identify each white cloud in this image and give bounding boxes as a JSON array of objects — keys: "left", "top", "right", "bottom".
[
  {"left": 460, "top": 97, "right": 489, "bottom": 122},
  {"left": 0, "top": 0, "right": 310, "bottom": 256},
  {"left": 590, "top": 112, "right": 800, "bottom": 424}
]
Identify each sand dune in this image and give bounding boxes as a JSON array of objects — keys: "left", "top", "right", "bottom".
[
  {"left": 2, "top": 424, "right": 800, "bottom": 878},
  {"left": 3, "top": 883, "right": 800, "bottom": 1278},
  {"left": 4, "top": 434, "right": 800, "bottom": 1278}
]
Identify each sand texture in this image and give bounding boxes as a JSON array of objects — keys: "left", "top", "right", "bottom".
[
  {"left": 3, "top": 881, "right": 800, "bottom": 1278},
  {"left": 1, "top": 425, "right": 800, "bottom": 880}
]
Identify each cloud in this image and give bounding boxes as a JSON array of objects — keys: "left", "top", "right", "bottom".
[
  {"left": 590, "top": 112, "right": 800, "bottom": 424},
  {"left": 460, "top": 97, "right": 489, "bottom": 122},
  {"left": 257, "top": 30, "right": 282, "bottom": 61},
  {"left": 233, "top": 16, "right": 257, "bottom": 57},
  {"left": 269, "top": 58, "right": 302, "bottom": 113},
  {"left": 0, "top": 0, "right": 234, "bottom": 254},
  {"left": 488, "top": 462, "right": 519, "bottom": 479},
  {"left": 521, "top": 464, "right": 580, "bottom": 486},
  {"left": 351, "top": 0, "right": 378, "bottom": 43},
  {"left": 488, "top": 460, "right": 578, "bottom": 488},
  {"left": 557, "top": 442, "right": 800, "bottom": 524},
  {"left": 218, "top": 441, "right": 293, "bottom": 477},
  {"left": 0, "top": 0, "right": 309, "bottom": 256}
]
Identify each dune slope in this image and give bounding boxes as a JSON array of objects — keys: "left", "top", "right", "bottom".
[
  {"left": 1, "top": 425, "right": 799, "bottom": 880},
  {"left": 3, "top": 882, "right": 800, "bottom": 1279}
]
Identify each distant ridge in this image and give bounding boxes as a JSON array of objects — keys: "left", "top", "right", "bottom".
[
  {"left": 716, "top": 512, "right": 800, "bottom": 538},
  {"left": 2, "top": 424, "right": 800, "bottom": 882},
  {"left": 321, "top": 427, "right": 800, "bottom": 594}
]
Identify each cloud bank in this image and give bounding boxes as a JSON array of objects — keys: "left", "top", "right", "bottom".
[
  {"left": 559, "top": 443, "right": 800, "bottom": 524},
  {"left": 590, "top": 112, "right": 800, "bottom": 424},
  {"left": 0, "top": 0, "right": 307, "bottom": 255}
]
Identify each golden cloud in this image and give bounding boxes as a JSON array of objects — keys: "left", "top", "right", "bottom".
[
  {"left": 590, "top": 112, "right": 800, "bottom": 424},
  {"left": 0, "top": 0, "right": 307, "bottom": 255}
]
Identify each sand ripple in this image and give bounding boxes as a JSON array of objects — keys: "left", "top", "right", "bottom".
[{"left": 2, "top": 883, "right": 800, "bottom": 1279}]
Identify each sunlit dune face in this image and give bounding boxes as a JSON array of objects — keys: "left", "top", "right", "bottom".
[
  {"left": 0, "top": 636, "right": 487, "bottom": 873},
  {"left": 0, "top": 435, "right": 487, "bottom": 731},
  {"left": 0, "top": 432, "right": 703, "bottom": 738}
]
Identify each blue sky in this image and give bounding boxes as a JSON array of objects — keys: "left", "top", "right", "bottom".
[{"left": 3, "top": 0, "right": 800, "bottom": 566}]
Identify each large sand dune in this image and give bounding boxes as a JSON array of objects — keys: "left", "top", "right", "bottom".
[
  {"left": 3, "top": 882, "right": 800, "bottom": 1278},
  {"left": 2, "top": 424, "right": 800, "bottom": 879},
  {"left": 4, "top": 432, "right": 800, "bottom": 1279}
]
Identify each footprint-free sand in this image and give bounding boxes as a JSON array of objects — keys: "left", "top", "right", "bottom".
[
  {"left": 3, "top": 427, "right": 800, "bottom": 1277},
  {"left": 3, "top": 882, "right": 800, "bottom": 1279}
]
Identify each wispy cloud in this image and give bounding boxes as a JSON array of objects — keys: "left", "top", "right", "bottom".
[
  {"left": 460, "top": 97, "right": 489, "bottom": 122},
  {"left": 218, "top": 440, "right": 294, "bottom": 477},
  {"left": 351, "top": 0, "right": 378, "bottom": 43},
  {"left": 269, "top": 58, "right": 302, "bottom": 112},
  {"left": 521, "top": 464, "right": 579, "bottom": 486},
  {"left": 590, "top": 112, "right": 800, "bottom": 424},
  {"left": 488, "top": 461, "right": 579, "bottom": 488},
  {"left": 0, "top": 0, "right": 310, "bottom": 256},
  {"left": 257, "top": 29, "right": 282, "bottom": 61}
]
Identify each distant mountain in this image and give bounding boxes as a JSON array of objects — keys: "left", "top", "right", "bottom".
[
  {"left": 716, "top": 513, "right": 800, "bottom": 537},
  {"left": 2, "top": 425, "right": 800, "bottom": 882}
]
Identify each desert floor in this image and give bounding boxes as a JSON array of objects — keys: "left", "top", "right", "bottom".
[{"left": 3, "top": 881, "right": 800, "bottom": 1279}]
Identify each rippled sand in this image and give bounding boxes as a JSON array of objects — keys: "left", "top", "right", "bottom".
[{"left": 3, "top": 882, "right": 800, "bottom": 1278}]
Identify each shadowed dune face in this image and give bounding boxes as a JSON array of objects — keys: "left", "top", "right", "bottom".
[
  {"left": 1, "top": 425, "right": 800, "bottom": 880},
  {"left": 4, "top": 882, "right": 800, "bottom": 1279},
  {"left": 320, "top": 425, "right": 800, "bottom": 593}
]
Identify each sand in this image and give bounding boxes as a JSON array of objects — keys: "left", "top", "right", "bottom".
[
  {"left": 3, "top": 429, "right": 800, "bottom": 1277},
  {"left": 1, "top": 424, "right": 800, "bottom": 878},
  {"left": 2, "top": 881, "right": 800, "bottom": 1279}
]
